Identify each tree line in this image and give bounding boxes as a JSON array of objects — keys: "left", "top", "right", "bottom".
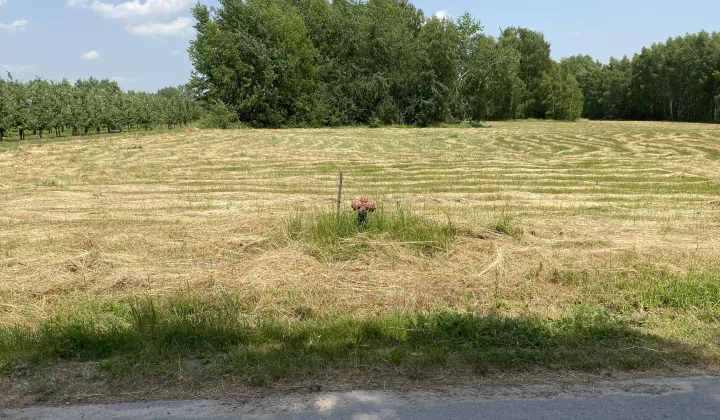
[
  {"left": 190, "top": 0, "right": 720, "bottom": 127},
  {"left": 565, "top": 31, "right": 720, "bottom": 122},
  {"left": 3, "top": 0, "right": 718, "bottom": 136},
  {"left": 0, "top": 76, "right": 204, "bottom": 141},
  {"left": 189, "top": 0, "right": 583, "bottom": 127}
]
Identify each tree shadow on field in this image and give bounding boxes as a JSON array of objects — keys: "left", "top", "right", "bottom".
[
  {"left": 215, "top": 310, "right": 709, "bottom": 386},
  {"left": 0, "top": 298, "right": 712, "bottom": 392}
]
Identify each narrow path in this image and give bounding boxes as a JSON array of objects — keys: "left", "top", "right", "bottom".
[{"left": 4, "top": 376, "right": 719, "bottom": 419}]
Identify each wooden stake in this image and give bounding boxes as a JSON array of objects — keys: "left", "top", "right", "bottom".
[{"left": 336, "top": 171, "right": 343, "bottom": 219}]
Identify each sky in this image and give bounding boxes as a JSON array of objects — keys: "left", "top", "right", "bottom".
[{"left": 1, "top": 0, "right": 719, "bottom": 92}]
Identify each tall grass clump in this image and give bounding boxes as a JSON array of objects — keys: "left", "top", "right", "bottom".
[
  {"left": 493, "top": 213, "right": 523, "bottom": 238},
  {"left": 283, "top": 207, "right": 456, "bottom": 260}
]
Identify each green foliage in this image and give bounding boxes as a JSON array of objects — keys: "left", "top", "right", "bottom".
[
  {"left": 541, "top": 62, "right": 584, "bottom": 120},
  {"left": 499, "top": 27, "right": 553, "bottom": 119},
  {"left": 0, "top": 75, "right": 204, "bottom": 140},
  {"left": 188, "top": 1, "right": 569, "bottom": 127},
  {"left": 375, "top": 98, "right": 403, "bottom": 125},
  {"left": 196, "top": 101, "right": 238, "bottom": 129},
  {"left": 187, "top": 0, "right": 720, "bottom": 125},
  {"left": 565, "top": 31, "right": 720, "bottom": 122},
  {"left": 455, "top": 31, "right": 523, "bottom": 122},
  {"left": 190, "top": 0, "right": 316, "bottom": 127},
  {"left": 283, "top": 208, "right": 456, "bottom": 260}
]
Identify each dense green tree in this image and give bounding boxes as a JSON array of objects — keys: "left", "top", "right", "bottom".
[
  {"left": 577, "top": 31, "right": 720, "bottom": 123},
  {"left": 500, "top": 27, "right": 553, "bottom": 119},
  {"left": 27, "top": 79, "right": 54, "bottom": 138},
  {"left": 600, "top": 57, "right": 632, "bottom": 119},
  {"left": 456, "top": 33, "right": 522, "bottom": 122},
  {"left": 562, "top": 55, "right": 604, "bottom": 119},
  {"left": 190, "top": 0, "right": 317, "bottom": 127},
  {"left": 540, "top": 62, "right": 584, "bottom": 120},
  {"left": 6, "top": 78, "right": 30, "bottom": 140},
  {"left": 400, "top": 16, "right": 459, "bottom": 126},
  {"left": 9, "top": 1, "right": 720, "bottom": 133},
  {"left": 189, "top": 0, "right": 559, "bottom": 127}
]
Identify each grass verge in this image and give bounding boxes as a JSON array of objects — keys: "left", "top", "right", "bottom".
[{"left": 0, "top": 295, "right": 709, "bottom": 387}]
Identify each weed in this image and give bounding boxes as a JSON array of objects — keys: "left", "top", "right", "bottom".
[
  {"left": 493, "top": 214, "right": 523, "bottom": 238},
  {"left": 38, "top": 179, "right": 61, "bottom": 188}
]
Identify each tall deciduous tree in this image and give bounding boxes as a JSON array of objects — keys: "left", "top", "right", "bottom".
[
  {"left": 190, "top": 0, "right": 317, "bottom": 127},
  {"left": 540, "top": 62, "right": 584, "bottom": 121},
  {"left": 500, "top": 27, "right": 553, "bottom": 119}
]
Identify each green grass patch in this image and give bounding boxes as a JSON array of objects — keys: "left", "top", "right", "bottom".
[
  {"left": 549, "top": 267, "right": 720, "bottom": 320},
  {"left": 0, "top": 297, "right": 706, "bottom": 385},
  {"left": 493, "top": 214, "right": 523, "bottom": 238},
  {"left": 283, "top": 208, "right": 456, "bottom": 260}
]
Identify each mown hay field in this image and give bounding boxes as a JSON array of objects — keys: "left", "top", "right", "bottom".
[{"left": 1, "top": 121, "right": 720, "bottom": 389}]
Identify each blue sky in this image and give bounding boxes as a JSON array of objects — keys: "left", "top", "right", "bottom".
[{"left": 1, "top": 0, "right": 719, "bottom": 92}]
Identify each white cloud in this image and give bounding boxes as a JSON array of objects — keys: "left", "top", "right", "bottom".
[
  {"left": 82, "top": 50, "right": 101, "bottom": 60},
  {"left": 127, "top": 16, "right": 193, "bottom": 37},
  {"left": 69, "top": 0, "right": 193, "bottom": 20},
  {"left": 434, "top": 10, "right": 451, "bottom": 20},
  {"left": 2, "top": 64, "right": 34, "bottom": 73},
  {"left": 68, "top": 0, "right": 195, "bottom": 37},
  {"left": 0, "top": 0, "right": 9, "bottom": 7},
  {"left": 0, "top": 19, "right": 28, "bottom": 32}
]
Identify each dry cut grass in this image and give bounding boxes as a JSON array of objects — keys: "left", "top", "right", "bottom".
[{"left": 1, "top": 121, "right": 719, "bottom": 395}]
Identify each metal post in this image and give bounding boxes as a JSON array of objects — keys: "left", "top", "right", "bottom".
[{"left": 336, "top": 171, "right": 343, "bottom": 220}]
